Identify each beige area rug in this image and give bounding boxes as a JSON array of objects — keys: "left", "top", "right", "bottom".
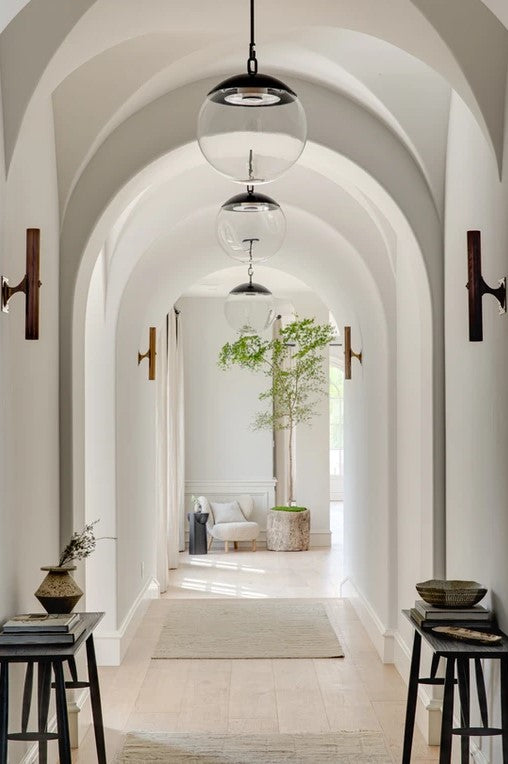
[
  {"left": 152, "top": 599, "right": 344, "bottom": 659},
  {"left": 117, "top": 732, "right": 392, "bottom": 762}
]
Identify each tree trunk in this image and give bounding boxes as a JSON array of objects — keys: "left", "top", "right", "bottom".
[{"left": 288, "top": 425, "right": 294, "bottom": 504}]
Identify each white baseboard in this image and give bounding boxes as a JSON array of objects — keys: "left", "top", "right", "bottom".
[
  {"left": 68, "top": 686, "right": 91, "bottom": 748},
  {"left": 94, "top": 576, "right": 160, "bottom": 666},
  {"left": 342, "top": 578, "right": 394, "bottom": 662},
  {"left": 195, "top": 530, "right": 332, "bottom": 550}
]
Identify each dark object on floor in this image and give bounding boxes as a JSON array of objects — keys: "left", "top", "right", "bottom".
[{"left": 187, "top": 511, "right": 209, "bottom": 555}]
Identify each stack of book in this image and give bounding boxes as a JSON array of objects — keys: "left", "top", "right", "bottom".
[
  {"left": 410, "top": 600, "right": 493, "bottom": 630},
  {"left": 0, "top": 613, "right": 85, "bottom": 645}
]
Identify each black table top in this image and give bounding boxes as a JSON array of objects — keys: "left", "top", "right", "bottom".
[
  {"left": 0, "top": 612, "right": 104, "bottom": 661},
  {"left": 403, "top": 610, "right": 508, "bottom": 657}
]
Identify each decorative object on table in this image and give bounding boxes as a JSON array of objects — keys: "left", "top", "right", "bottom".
[
  {"left": 0, "top": 612, "right": 86, "bottom": 644},
  {"left": 344, "top": 325, "right": 362, "bottom": 380},
  {"left": 197, "top": 495, "right": 259, "bottom": 552},
  {"left": 410, "top": 604, "right": 493, "bottom": 631},
  {"left": 466, "top": 230, "right": 506, "bottom": 341},
  {"left": 187, "top": 511, "right": 209, "bottom": 555},
  {"left": 415, "top": 579, "right": 487, "bottom": 608},
  {"left": 431, "top": 625, "right": 503, "bottom": 645},
  {"left": 266, "top": 506, "right": 310, "bottom": 552},
  {"left": 1, "top": 228, "right": 42, "bottom": 340},
  {"left": 219, "top": 317, "right": 335, "bottom": 551},
  {"left": 35, "top": 519, "right": 101, "bottom": 613},
  {"left": 138, "top": 326, "right": 157, "bottom": 380},
  {"left": 197, "top": 0, "right": 307, "bottom": 184},
  {"left": 3, "top": 613, "right": 79, "bottom": 632}
]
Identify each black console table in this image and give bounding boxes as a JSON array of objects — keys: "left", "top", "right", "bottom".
[
  {"left": 0, "top": 611, "right": 106, "bottom": 764},
  {"left": 402, "top": 609, "right": 508, "bottom": 763}
]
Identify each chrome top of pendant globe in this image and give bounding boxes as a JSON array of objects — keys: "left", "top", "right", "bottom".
[
  {"left": 229, "top": 280, "right": 272, "bottom": 296},
  {"left": 224, "top": 258, "right": 276, "bottom": 335},
  {"left": 207, "top": 72, "right": 297, "bottom": 107},
  {"left": 222, "top": 187, "right": 281, "bottom": 212},
  {"left": 217, "top": 187, "right": 286, "bottom": 263}
]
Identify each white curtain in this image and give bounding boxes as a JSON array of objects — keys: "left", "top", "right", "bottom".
[{"left": 156, "top": 309, "right": 185, "bottom": 591}]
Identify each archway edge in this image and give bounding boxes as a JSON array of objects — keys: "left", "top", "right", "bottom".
[{"left": 63, "top": 86, "right": 443, "bottom": 587}]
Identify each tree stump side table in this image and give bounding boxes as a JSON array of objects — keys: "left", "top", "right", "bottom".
[{"left": 402, "top": 610, "right": 508, "bottom": 764}]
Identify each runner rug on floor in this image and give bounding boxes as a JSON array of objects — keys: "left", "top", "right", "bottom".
[
  {"left": 117, "top": 732, "right": 391, "bottom": 762},
  {"left": 152, "top": 599, "right": 344, "bottom": 659}
]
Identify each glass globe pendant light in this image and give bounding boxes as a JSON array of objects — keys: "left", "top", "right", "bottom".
[
  {"left": 217, "top": 185, "right": 286, "bottom": 263},
  {"left": 197, "top": 0, "right": 307, "bottom": 184},
  {"left": 224, "top": 243, "right": 276, "bottom": 335}
]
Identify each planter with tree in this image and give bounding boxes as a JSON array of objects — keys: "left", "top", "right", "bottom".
[{"left": 219, "top": 317, "right": 335, "bottom": 551}]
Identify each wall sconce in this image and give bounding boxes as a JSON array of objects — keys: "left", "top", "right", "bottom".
[
  {"left": 1, "top": 228, "right": 41, "bottom": 339},
  {"left": 467, "top": 230, "right": 506, "bottom": 341},
  {"left": 138, "top": 327, "right": 156, "bottom": 380},
  {"left": 344, "top": 325, "right": 362, "bottom": 380}
]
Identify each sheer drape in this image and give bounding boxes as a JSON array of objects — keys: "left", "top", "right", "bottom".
[{"left": 156, "top": 309, "right": 185, "bottom": 591}]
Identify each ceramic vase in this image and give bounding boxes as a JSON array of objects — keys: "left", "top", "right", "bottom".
[{"left": 34, "top": 566, "right": 83, "bottom": 613}]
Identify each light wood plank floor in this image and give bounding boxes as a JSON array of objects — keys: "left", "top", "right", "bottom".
[{"left": 73, "top": 542, "right": 439, "bottom": 763}]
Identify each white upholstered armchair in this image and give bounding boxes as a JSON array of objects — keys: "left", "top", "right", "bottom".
[{"left": 197, "top": 495, "right": 260, "bottom": 552}]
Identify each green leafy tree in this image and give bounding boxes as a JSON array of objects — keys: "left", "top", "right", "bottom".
[{"left": 219, "top": 317, "right": 335, "bottom": 504}]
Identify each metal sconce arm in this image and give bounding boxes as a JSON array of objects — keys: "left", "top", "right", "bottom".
[
  {"left": 466, "top": 230, "right": 506, "bottom": 342},
  {"left": 138, "top": 327, "right": 157, "bottom": 380},
  {"left": 344, "top": 325, "right": 362, "bottom": 380},
  {"left": 1, "top": 228, "right": 42, "bottom": 340}
]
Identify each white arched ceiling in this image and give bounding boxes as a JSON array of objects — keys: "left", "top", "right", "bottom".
[
  {"left": 51, "top": 30, "right": 451, "bottom": 216},
  {"left": 1, "top": 0, "right": 507, "bottom": 175}
]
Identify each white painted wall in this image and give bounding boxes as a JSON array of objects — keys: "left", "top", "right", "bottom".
[
  {"left": 444, "top": 92, "right": 508, "bottom": 762},
  {"left": 180, "top": 296, "right": 273, "bottom": 486}
]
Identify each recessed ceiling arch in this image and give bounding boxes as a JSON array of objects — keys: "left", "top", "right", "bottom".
[{"left": 1, "top": 0, "right": 507, "bottom": 175}]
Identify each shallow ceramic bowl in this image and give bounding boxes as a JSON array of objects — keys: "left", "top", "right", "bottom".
[{"left": 416, "top": 580, "right": 487, "bottom": 608}]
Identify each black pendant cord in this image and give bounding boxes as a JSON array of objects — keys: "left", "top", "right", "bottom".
[{"left": 247, "top": 0, "right": 258, "bottom": 74}]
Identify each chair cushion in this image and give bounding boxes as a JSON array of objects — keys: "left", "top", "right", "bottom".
[
  {"left": 212, "top": 522, "right": 260, "bottom": 542},
  {"left": 237, "top": 494, "right": 254, "bottom": 519},
  {"left": 210, "top": 500, "right": 246, "bottom": 524}
]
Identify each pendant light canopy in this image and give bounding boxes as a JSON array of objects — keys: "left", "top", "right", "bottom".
[
  {"left": 197, "top": 0, "right": 307, "bottom": 184},
  {"left": 217, "top": 186, "right": 286, "bottom": 263},
  {"left": 224, "top": 256, "right": 276, "bottom": 335}
]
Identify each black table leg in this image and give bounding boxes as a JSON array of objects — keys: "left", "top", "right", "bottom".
[
  {"left": 21, "top": 660, "right": 34, "bottom": 733},
  {"left": 0, "top": 661, "right": 8, "bottom": 764},
  {"left": 402, "top": 630, "right": 422, "bottom": 763},
  {"left": 500, "top": 656, "right": 508, "bottom": 763},
  {"left": 86, "top": 634, "right": 107, "bottom": 763},
  {"left": 53, "top": 660, "right": 72, "bottom": 764},
  {"left": 38, "top": 661, "right": 52, "bottom": 764},
  {"left": 439, "top": 657, "right": 455, "bottom": 764},
  {"left": 456, "top": 657, "right": 470, "bottom": 764}
]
